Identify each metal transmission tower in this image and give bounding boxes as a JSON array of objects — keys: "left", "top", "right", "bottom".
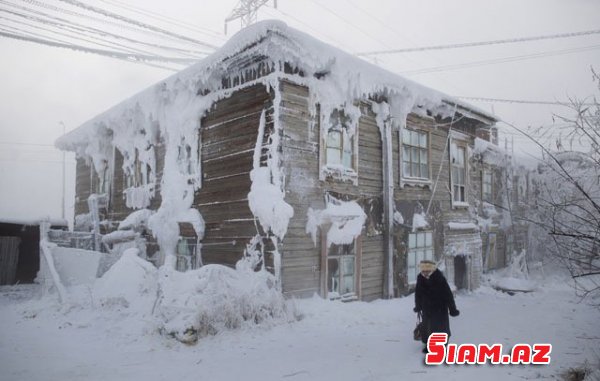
[{"left": 224, "top": 0, "right": 276, "bottom": 34}]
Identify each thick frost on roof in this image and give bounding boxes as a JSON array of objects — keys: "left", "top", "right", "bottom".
[
  {"left": 56, "top": 20, "right": 496, "bottom": 150},
  {"left": 53, "top": 21, "right": 498, "bottom": 271}
]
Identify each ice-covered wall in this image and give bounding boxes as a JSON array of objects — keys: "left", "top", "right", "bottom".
[{"left": 56, "top": 20, "right": 496, "bottom": 269}]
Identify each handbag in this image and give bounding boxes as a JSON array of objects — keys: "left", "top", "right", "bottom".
[{"left": 413, "top": 312, "right": 422, "bottom": 341}]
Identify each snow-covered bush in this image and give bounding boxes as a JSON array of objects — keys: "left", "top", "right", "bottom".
[
  {"left": 93, "top": 248, "right": 158, "bottom": 311},
  {"left": 155, "top": 264, "right": 297, "bottom": 343}
]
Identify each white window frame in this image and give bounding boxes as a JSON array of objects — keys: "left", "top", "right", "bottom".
[
  {"left": 326, "top": 242, "right": 357, "bottom": 300},
  {"left": 482, "top": 168, "right": 493, "bottom": 203},
  {"left": 125, "top": 147, "right": 153, "bottom": 189},
  {"left": 450, "top": 139, "right": 469, "bottom": 207},
  {"left": 95, "top": 159, "right": 110, "bottom": 195},
  {"left": 407, "top": 230, "right": 434, "bottom": 285},
  {"left": 320, "top": 108, "right": 359, "bottom": 184},
  {"left": 400, "top": 127, "right": 431, "bottom": 186}
]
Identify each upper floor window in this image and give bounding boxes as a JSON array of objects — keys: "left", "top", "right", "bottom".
[
  {"left": 326, "top": 129, "right": 353, "bottom": 168},
  {"left": 125, "top": 148, "right": 152, "bottom": 189},
  {"left": 321, "top": 108, "right": 358, "bottom": 184},
  {"left": 482, "top": 169, "right": 492, "bottom": 203},
  {"left": 451, "top": 143, "right": 467, "bottom": 204},
  {"left": 325, "top": 109, "right": 356, "bottom": 171},
  {"left": 402, "top": 129, "right": 429, "bottom": 180},
  {"left": 96, "top": 159, "right": 109, "bottom": 195}
]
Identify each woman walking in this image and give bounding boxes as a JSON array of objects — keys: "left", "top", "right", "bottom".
[{"left": 414, "top": 260, "right": 460, "bottom": 353}]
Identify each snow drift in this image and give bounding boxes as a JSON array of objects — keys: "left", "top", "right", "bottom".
[{"left": 91, "top": 248, "right": 297, "bottom": 343}]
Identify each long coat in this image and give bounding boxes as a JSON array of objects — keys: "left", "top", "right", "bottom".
[{"left": 414, "top": 269, "right": 457, "bottom": 343}]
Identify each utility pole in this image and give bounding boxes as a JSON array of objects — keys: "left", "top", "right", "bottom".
[
  {"left": 224, "top": 0, "right": 276, "bottom": 34},
  {"left": 59, "top": 121, "right": 66, "bottom": 221}
]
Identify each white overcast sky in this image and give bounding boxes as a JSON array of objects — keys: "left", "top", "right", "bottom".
[{"left": 0, "top": 0, "right": 599, "bottom": 223}]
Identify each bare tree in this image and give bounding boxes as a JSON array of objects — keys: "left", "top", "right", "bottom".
[{"left": 527, "top": 69, "right": 600, "bottom": 302}]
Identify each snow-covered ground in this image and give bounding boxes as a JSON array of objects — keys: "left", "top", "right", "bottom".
[{"left": 0, "top": 273, "right": 598, "bottom": 381}]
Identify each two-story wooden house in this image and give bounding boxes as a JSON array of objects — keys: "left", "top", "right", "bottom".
[{"left": 57, "top": 21, "right": 500, "bottom": 301}]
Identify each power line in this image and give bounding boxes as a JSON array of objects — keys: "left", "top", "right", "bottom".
[
  {"left": 0, "top": 30, "right": 185, "bottom": 70},
  {"left": 0, "top": 10, "right": 180, "bottom": 59},
  {"left": 401, "top": 44, "right": 600, "bottom": 75},
  {"left": 8, "top": 1, "right": 210, "bottom": 57},
  {"left": 356, "top": 28, "right": 600, "bottom": 56},
  {"left": 56, "top": 0, "right": 218, "bottom": 50},
  {"left": 306, "top": 0, "right": 390, "bottom": 52},
  {"left": 262, "top": 5, "right": 354, "bottom": 53},
  {"left": 457, "top": 96, "right": 597, "bottom": 107},
  {"left": 20, "top": 0, "right": 215, "bottom": 52},
  {"left": 97, "top": 0, "right": 224, "bottom": 39}
]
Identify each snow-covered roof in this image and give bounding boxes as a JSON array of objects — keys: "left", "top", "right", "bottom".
[
  {"left": 56, "top": 20, "right": 496, "bottom": 151},
  {"left": 0, "top": 217, "right": 68, "bottom": 227}
]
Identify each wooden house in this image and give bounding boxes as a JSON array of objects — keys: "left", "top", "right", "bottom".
[{"left": 57, "top": 21, "right": 501, "bottom": 301}]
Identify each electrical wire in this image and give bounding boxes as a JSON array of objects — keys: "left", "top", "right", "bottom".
[
  {"left": 3, "top": 1, "right": 210, "bottom": 57},
  {"left": 357, "top": 28, "right": 600, "bottom": 56},
  {"left": 56, "top": 0, "right": 218, "bottom": 49},
  {"left": 97, "top": 0, "right": 224, "bottom": 39},
  {"left": 0, "top": 30, "right": 184, "bottom": 70},
  {"left": 457, "top": 96, "right": 597, "bottom": 107},
  {"left": 401, "top": 44, "right": 600, "bottom": 75}
]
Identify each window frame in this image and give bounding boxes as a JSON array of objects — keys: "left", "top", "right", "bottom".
[
  {"left": 125, "top": 147, "right": 153, "bottom": 189},
  {"left": 450, "top": 140, "right": 469, "bottom": 207},
  {"left": 400, "top": 127, "right": 431, "bottom": 185},
  {"left": 482, "top": 168, "right": 493, "bottom": 203},
  {"left": 321, "top": 232, "right": 362, "bottom": 301},
  {"left": 319, "top": 107, "right": 359, "bottom": 184},
  {"left": 407, "top": 230, "right": 434, "bottom": 285}
]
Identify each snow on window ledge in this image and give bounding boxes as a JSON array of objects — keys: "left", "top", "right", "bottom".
[
  {"left": 124, "top": 184, "right": 154, "bottom": 210},
  {"left": 400, "top": 177, "right": 432, "bottom": 188},
  {"left": 452, "top": 201, "right": 469, "bottom": 209},
  {"left": 321, "top": 164, "right": 358, "bottom": 184}
]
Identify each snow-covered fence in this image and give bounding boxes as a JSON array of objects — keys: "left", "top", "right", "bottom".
[{"left": 47, "top": 229, "right": 98, "bottom": 251}]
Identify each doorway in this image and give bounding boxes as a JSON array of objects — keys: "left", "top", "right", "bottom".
[{"left": 454, "top": 256, "right": 467, "bottom": 290}]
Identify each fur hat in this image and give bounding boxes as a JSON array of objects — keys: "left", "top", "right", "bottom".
[{"left": 419, "top": 260, "right": 437, "bottom": 272}]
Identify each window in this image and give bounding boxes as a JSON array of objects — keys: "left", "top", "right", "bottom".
[
  {"left": 327, "top": 243, "right": 356, "bottom": 300},
  {"left": 125, "top": 148, "right": 152, "bottom": 189},
  {"left": 482, "top": 169, "right": 492, "bottom": 202},
  {"left": 326, "top": 129, "right": 353, "bottom": 168},
  {"left": 402, "top": 129, "right": 429, "bottom": 179},
  {"left": 484, "top": 233, "right": 497, "bottom": 271},
  {"left": 451, "top": 143, "right": 467, "bottom": 203},
  {"left": 96, "top": 159, "right": 109, "bottom": 194},
  {"left": 322, "top": 108, "right": 357, "bottom": 176},
  {"left": 178, "top": 143, "right": 193, "bottom": 175},
  {"left": 407, "top": 231, "right": 434, "bottom": 284},
  {"left": 175, "top": 237, "right": 199, "bottom": 271}
]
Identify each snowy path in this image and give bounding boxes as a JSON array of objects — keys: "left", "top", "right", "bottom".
[{"left": 0, "top": 281, "right": 598, "bottom": 381}]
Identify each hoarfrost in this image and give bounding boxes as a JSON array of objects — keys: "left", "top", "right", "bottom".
[
  {"left": 56, "top": 20, "right": 496, "bottom": 265},
  {"left": 412, "top": 212, "right": 428, "bottom": 232},
  {"left": 306, "top": 197, "right": 366, "bottom": 247},
  {"left": 118, "top": 209, "right": 153, "bottom": 230}
]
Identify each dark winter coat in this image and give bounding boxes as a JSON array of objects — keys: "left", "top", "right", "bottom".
[{"left": 414, "top": 269, "right": 458, "bottom": 343}]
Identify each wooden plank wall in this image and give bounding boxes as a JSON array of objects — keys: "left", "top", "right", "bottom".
[
  {"left": 195, "top": 83, "right": 273, "bottom": 268},
  {"left": 279, "top": 80, "right": 385, "bottom": 301},
  {"left": 74, "top": 157, "right": 93, "bottom": 218}
]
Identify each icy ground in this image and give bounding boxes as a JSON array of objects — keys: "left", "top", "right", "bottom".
[{"left": 0, "top": 276, "right": 598, "bottom": 381}]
